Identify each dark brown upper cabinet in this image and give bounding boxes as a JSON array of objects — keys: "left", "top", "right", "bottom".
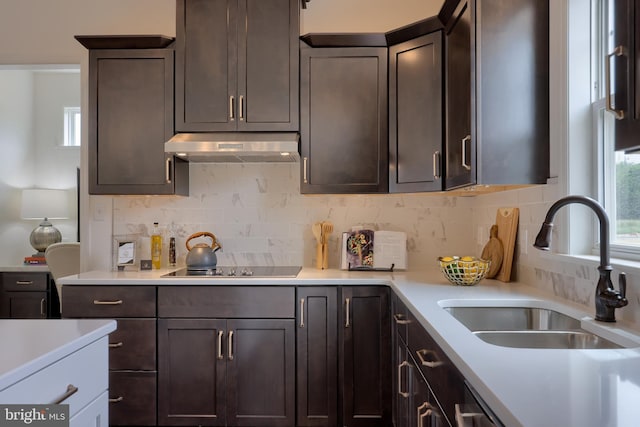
[
  {"left": 441, "top": 0, "right": 550, "bottom": 189},
  {"left": 389, "top": 29, "right": 444, "bottom": 193},
  {"left": 300, "top": 40, "right": 389, "bottom": 194},
  {"left": 81, "top": 39, "right": 189, "bottom": 196},
  {"left": 175, "top": 0, "right": 299, "bottom": 132},
  {"left": 612, "top": 0, "right": 640, "bottom": 152}
]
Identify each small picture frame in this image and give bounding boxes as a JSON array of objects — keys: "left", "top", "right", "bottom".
[{"left": 113, "top": 234, "right": 140, "bottom": 271}]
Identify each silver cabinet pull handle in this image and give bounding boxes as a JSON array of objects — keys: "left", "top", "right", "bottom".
[
  {"left": 40, "top": 298, "right": 46, "bottom": 318},
  {"left": 217, "top": 330, "right": 224, "bottom": 360},
  {"left": 433, "top": 151, "right": 441, "bottom": 179},
  {"left": 417, "top": 402, "right": 434, "bottom": 427},
  {"left": 300, "top": 298, "right": 305, "bottom": 328},
  {"left": 303, "top": 157, "right": 308, "bottom": 184},
  {"left": 239, "top": 95, "right": 244, "bottom": 121},
  {"left": 416, "top": 349, "right": 443, "bottom": 368},
  {"left": 397, "top": 361, "right": 410, "bottom": 398},
  {"left": 345, "top": 298, "right": 351, "bottom": 328},
  {"left": 52, "top": 384, "right": 78, "bottom": 404},
  {"left": 461, "top": 135, "right": 471, "bottom": 171},
  {"left": 109, "top": 396, "right": 124, "bottom": 403},
  {"left": 229, "top": 96, "right": 235, "bottom": 120},
  {"left": 228, "top": 330, "right": 234, "bottom": 360},
  {"left": 93, "top": 299, "right": 123, "bottom": 305},
  {"left": 109, "top": 342, "right": 123, "bottom": 348},
  {"left": 393, "top": 313, "right": 411, "bottom": 325},
  {"left": 16, "top": 280, "right": 34, "bottom": 285},
  {"left": 165, "top": 157, "right": 172, "bottom": 184},
  {"left": 605, "top": 45, "right": 626, "bottom": 120}
]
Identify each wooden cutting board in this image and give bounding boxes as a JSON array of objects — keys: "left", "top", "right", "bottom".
[{"left": 495, "top": 207, "right": 519, "bottom": 282}]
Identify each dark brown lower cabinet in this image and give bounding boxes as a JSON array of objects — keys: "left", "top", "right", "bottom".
[
  {"left": 109, "top": 371, "right": 157, "bottom": 426},
  {"left": 158, "top": 318, "right": 295, "bottom": 427},
  {"left": 340, "top": 286, "right": 392, "bottom": 427},
  {"left": 0, "top": 271, "right": 58, "bottom": 319}
]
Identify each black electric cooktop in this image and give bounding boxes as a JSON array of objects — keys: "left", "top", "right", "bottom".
[{"left": 162, "top": 266, "right": 302, "bottom": 278}]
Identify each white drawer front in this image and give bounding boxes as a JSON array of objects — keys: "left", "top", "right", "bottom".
[
  {"left": 0, "top": 337, "right": 108, "bottom": 418},
  {"left": 70, "top": 390, "right": 108, "bottom": 427}
]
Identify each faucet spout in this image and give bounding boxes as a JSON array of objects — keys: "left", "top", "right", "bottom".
[{"left": 533, "top": 195, "right": 628, "bottom": 322}]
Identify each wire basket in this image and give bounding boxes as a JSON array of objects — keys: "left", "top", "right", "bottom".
[{"left": 438, "top": 256, "right": 491, "bottom": 286}]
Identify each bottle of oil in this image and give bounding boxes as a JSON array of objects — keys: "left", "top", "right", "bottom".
[{"left": 151, "top": 222, "right": 162, "bottom": 269}]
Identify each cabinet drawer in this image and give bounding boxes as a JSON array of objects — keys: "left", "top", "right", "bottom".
[
  {"left": 62, "top": 286, "right": 156, "bottom": 317},
  {"left": 109, "top": 371, "right": 157, "bottom": 426},
  {"left": 70, "top": 390, "right": 108, "bottom": 427},
  {"left": 2, "top": 272, "right": 48, "bottom": 291},
  {"left": 109, "top": 319, "right": 156, "bottom": 370},
  {"left": 408, "top": 314, "right": 464, "bottom": 424},
  {"left": 0, "top": 337, "right": 108, "bottom": 419},
  {"left": 392, "top": 292, "right": 411, "bottom": 344},
  {"left": 158, "top": 286, "right": 295, "bottom": 318}
]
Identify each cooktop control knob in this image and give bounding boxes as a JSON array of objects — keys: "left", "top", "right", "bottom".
[
  {"left": 241, "top": 268, "right": 253, "bottom": 276},
  {"left": 227, "top": 269, "right": 236, "bottom": 276}
]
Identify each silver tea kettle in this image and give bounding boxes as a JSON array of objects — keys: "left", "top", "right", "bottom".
[{"left": 185, "top": 231, "right": 221, "bottom": 271}]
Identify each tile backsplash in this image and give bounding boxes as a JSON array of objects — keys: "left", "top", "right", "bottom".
[{"left": 111, "top": 163, "right": 640, "bottom": 327}]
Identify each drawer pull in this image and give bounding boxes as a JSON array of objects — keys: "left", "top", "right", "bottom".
[
  {"left": 393, "top": 313, "right": 411, "bottom": 325},
  {"left": 345, "top": 298, "right": 351, "bottom": 328},
  {"left": 397, "top": 361, "right": 410, "bottom": 398},
  {"left": 417, "top": 402, "right": 434, "bottom": 427},
  {"left": 217, "top": 330, "right": 224, "bottom": 360},
  {"left": 52, "top": 384, "right": 78, "bottom": 404},
  {"left": 300, "top": 298, "right": 305, "bottom": 328},
  {"left": 228, "top": 330, "right": 234, "bottom": 360},
  {"left": 109, "top": 396, "right": 124, "bottom": 403},
  {"left": 416, "top": 349, "right": 443, "bottom": 368},
  {"left": 16, "top": 280, "right": 34, "bottom": 285},
  {"left": 93, "top": 299, "right": 123, "bottom": 305},
  {"left": 109, "top": 342, "right": 123, "bottom": 348}
]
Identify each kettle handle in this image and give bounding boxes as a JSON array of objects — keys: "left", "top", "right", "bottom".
[{"left": 186, "top": 231, "right": 221, "bottom": 251}]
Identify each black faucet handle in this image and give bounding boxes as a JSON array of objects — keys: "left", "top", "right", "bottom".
[{"left": 619, "top": 272, "right": 627, "bottom": 299}]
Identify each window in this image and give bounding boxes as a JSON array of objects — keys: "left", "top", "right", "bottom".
[
  {"left": 63, "top": 106, "right": 81, "bottom": 147},
  {"left": 594, "top": 0, "right": 640, "bottom": 258}
]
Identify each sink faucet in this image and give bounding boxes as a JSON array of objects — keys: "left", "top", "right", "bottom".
[{"left": 533, "top": 195, "right": 628, "bottom": 322}]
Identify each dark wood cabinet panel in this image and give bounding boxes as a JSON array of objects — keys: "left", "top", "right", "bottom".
[
  {"left": 61, "top": 285, "right": 156, "bottom": 318},
  {"left": 389, "top": 31, "right": 444, "bottom": 192},
  {"left": 109, "top": 371, "right": 157, "bottom": 426},
  {"left": 157, "top": 318, "right": 227, "bottom": 426},
  {"left": 87, "top": 48, "right": 188, "bottom": 195},
  {"left": 227, "top": 319, "right": 296, "bottom": 426},
  {"left": 0, "top": 272, "right": 56, "bottom": 319},
  {"left": 175, "top": 0, "right": 299, "bottom": 132},
  {"left": 296, "top": 287, "right": 339, "bottom": 427},
  {"left": 300, "top": 45, "right": 388, "bottom": 194},
  {"left": 108, "top": 318, "right": 156, "bottom": 371},
  {"left": 444, "top": 0, "right": 474, "bottom": 189},
  {"left": 613, "top": 0, "right": 640, "bottom": 151},
  {"left": 340, "top": 286, "right": 391, "bottom": 427}
]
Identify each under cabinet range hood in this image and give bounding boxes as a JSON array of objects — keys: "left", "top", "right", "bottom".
[{"left": 164, "top": 132, "right": 300, "bottom": 163}]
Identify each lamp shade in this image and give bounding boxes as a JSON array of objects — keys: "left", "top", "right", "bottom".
[{"left": 21, "top": 189, "right": 70, "bottom": 220}]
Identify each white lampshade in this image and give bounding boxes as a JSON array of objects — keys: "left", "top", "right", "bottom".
[
  {"left": 21, "top": 189, "right": 70, "bottom": 255},
  {"left": 21, "top": 189, "right": 70, "bottom": 220}
]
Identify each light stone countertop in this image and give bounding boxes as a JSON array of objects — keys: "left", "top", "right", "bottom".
[
  {"left": 0, "top": 319, "right": 117, "bottom": 392},
  {"left": 59, "top": 267, "right": 640, "bottom": 427}
]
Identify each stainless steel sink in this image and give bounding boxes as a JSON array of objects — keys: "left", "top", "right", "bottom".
[
  {"left": 443, "top": 306, "right": 623, "bottom": 349},
  {"left": 444, "top": 306, "right": 581, "bottom": 331},
  {"left": 473, "top": 330, "right": 622, "bottom": 349}
]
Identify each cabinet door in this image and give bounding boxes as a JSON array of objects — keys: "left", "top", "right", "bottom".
[
  {"left": 613, "top": 0, "right": 640, "bottom": 151},
  {"left": 389, "top": 32, "right": 444, "bottom": 193},
  {"left": 176, "top": 0, "right": 236, "bottom": 131},
  {"left": 296, "top": 287, "right": 338, "bottom": 427},
  {"left": 109, "top": 371, "right": 157, "bottom": 426},
  {"left": 227, "top": 318, "right": 295, "bottom": 427},
  {"left": 157, "top": 318, "right": 227, "bottom": 426},
  {"left": 394, "top": 337, "right": 410, "bottom": 427},
  {"left": 89, "top": 49, "right": 187, "bottom": 195},
  {"left": 340, "top": 286, "right": 392, "bottom": 427},
  {"left": 0, "top": 292, "right": 47, "bottom": 318},
  {"left": 444, "top": 0, "right": 474, "bottom": 189},
  {"left": 238, "top": 0, "right": 299, "bottom": 131},
  {"left": 300, "top": 46, "right": 389, "bottom": 194},
  {"left": 410, "top": 362, "right": 447, "bottom": 427}
]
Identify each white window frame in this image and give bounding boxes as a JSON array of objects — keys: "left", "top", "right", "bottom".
[{"left": 63, "top": 106, "right": 81, "bottom": 147}]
